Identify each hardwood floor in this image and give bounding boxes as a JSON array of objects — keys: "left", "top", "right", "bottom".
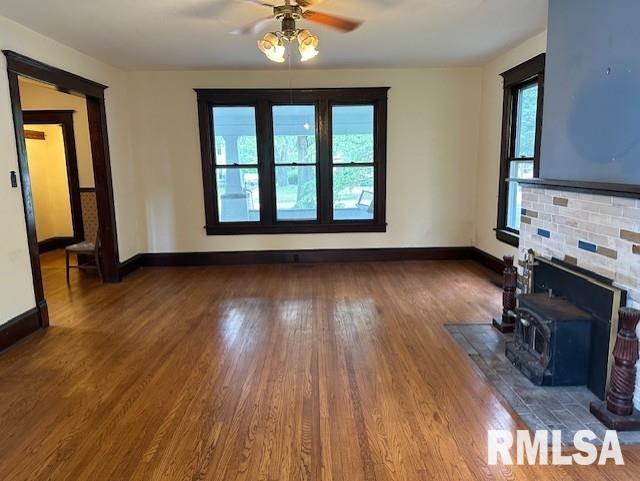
[{"left": 0, "top": 251, "right": 638, "bottom": 480}]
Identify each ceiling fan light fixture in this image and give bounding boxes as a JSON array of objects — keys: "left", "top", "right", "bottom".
[
  {"left": 258, "top": 32, "right": 286, "bottom": 63},
  {"left": 245, "top": 1, "right": 358, "bottom": 64},
  {"left": 297, "top": 29, "right": 318, "bottom": 48},
  {"left": 299, "top": 44, "right": 319, "bottom": 62},
  {"left": 267, "top": 47, "right": 286, "bottom": 62},
  {"left": 297, "top": 29, "right": 319, "bottom": 62}
]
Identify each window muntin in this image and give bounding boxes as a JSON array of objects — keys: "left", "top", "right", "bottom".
[{"left": 197, "top": 88, "right": 388, "bottom": 235}]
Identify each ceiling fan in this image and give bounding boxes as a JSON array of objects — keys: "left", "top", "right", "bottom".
[{"left": 232, "top": 0, "right": 364, "bottom": 63}]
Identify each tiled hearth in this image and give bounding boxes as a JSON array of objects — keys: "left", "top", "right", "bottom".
[
  {"left": 519, "top": 186, "right": 640, "bottom": 307},
  {"left": 447, "top": 324, "right": 640, "bottom": 445}
]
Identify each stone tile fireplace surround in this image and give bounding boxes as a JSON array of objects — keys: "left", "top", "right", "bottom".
[{"left": 519, "top": 185, "right": 640, "bottom": 409}]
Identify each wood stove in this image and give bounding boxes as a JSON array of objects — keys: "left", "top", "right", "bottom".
[
  {"left": 506, "top": 293, "right": 592, "bottom": 386},
  {"left": 506, "top": 253, "right": 626, "bottom": 399}
]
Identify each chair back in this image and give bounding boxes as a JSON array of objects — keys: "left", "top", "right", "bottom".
[
  {"left": 94, "top": 227, "right": 101, "bottom": 251},
  {"left": 81, "top": 190, "right": 99, "bottom": 242}
]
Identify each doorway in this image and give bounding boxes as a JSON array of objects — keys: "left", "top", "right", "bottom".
[
  {"left": 23, "top": 110, "right": 84, "bottom": 254},
  {"left": 4, "top": 50, "right": 121, "bottom": 329}
]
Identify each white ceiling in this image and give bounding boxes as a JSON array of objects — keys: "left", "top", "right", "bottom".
[{"left": 0, "top": 0, "right": 547, "bottom": 70}]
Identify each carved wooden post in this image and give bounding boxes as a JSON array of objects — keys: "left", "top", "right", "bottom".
[
  {"left": 492, "top": 255, "right": 517, "bottom": 333},
  {"left": 590, "top": 307, "right": 640, "bottom": 430},
  {"left": 607, "top": 308, "right": 640, "bottom": 415}
]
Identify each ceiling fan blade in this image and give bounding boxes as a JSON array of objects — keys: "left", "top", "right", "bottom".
[
  {"left": 230, "top": 16, "right": 275, "bottom": 35},
  {"left": 303, "top": 10, "right": 362, "bottom": 32},
  {"left": 180, "top": 0, "right": 234, "bottom": 19},
  {"left": 295, "top": 0, "right": 326, "bottom": 6},
  {"left": 180, "top": 0, "right": 274, "bottom": 19},
  {"left": 242, "top": 0, "right": 277, "bottom": 7}
]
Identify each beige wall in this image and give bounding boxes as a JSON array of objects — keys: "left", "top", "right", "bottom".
[
  {"left": 0, "top": 9, "right": 546, "bottom": 326},
  {"left": 472, "top": 31, "right": 547, "bottom": 260},
  {"left": 129, "top": 68, "right": 483, "bottom": 253},
  {"left": 25, "top": 124, "right": 73, "bottom": 241},
  {"left": 19, "top": 78, "right": 95, "bottom": 188},
  {"left": 0, "top": 15, "right": 144, "bottom": 324}
]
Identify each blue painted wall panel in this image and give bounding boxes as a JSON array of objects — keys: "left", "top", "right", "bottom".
[{"left": 540, "top": 0, "right": 640, "bottom": 184}]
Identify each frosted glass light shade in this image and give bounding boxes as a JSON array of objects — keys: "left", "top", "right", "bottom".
[
  {"left": 297, "top": 30, "right": 319, "bottom": 62},
  {"left": 258, "top": 32, "right": 286, "bottom": 63},
  {"left": 299, "top": 45, "right": 319, "bottom": 62}
]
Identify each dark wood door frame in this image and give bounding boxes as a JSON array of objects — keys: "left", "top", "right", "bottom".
[
  {"left": 3, "top": 51, "right": 122, "bottom": 327},
  {"left": 22, "top": 110, "right": 84, "bottom": 252}
]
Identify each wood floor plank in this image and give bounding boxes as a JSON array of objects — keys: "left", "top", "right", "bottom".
[{"left": 0, "top": 251, "right": 638, "bottom": 480}]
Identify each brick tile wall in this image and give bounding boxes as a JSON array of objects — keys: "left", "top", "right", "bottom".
[{"left": 520, "top": 186, "right": 640, "bottom": 308}]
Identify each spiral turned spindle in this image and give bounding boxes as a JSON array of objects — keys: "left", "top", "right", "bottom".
[
  {"left": 590, "top": 307, "right": 640, "bottom": 430},
  {"left": 607, "top": 308, "right": 640, "bottom": 416}
]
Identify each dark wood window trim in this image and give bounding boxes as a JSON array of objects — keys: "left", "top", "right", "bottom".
[
  {"left": 196, "top": 88, "right": 389, "bottom": 235},
  {"left": 496, "top": 53, "right": 546, "bottom": 247}
]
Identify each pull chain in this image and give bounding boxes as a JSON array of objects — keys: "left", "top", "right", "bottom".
[{"left": 288, "top": 43, "right": 293, "bottom": 104}]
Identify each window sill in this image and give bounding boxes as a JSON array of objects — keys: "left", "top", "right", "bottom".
[
  {"left": 206, "top": 223, "right": 387, "bottom": 236},
  {"left": 495, "top": 228, "right": 520, "bottom": 247}
]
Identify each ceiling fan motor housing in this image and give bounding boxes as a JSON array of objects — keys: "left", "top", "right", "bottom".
[
  {"left": 274, "top": 4, "right": 303, "bottom": 39},
  {"left": 274, "top": 4, "right": 303, "bottom": 20},
  {"left": 281, "top": 17, "right": 298, "bottom": 38}
]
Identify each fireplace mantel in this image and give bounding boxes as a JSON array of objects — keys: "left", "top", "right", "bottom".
[{"left": 509, "top": 178, "right": 640, "bottom": 199}]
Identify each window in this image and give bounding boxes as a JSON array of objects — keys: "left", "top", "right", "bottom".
[
  {"left": 332, "top": 105, "right": 375, "bottom": 220},
  {"left": 273, "top": 105, "right": 317, "bottom": 221},
  {"left": 197, "top": 88, "right": 389, "bottom": 235},
  {"left": 212, "top": 106, "right": 260, "bottom": 222},
  {"left": 496, "top": 54, "right": 545, "bottom": 247}
]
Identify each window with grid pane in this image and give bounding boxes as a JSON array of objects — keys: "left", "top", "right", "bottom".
[
  {"left": 197, "top": 88, "right": 389, "bottom": 235},
  {"left": 273, "top": 105, "right": 318, "bottom": 221},
  {"left": 212, "top": 106, "right": 260, "bottom": 223},
  {"left": 332, "top": 105, "right": 375, "bottom": 220},
  {"left": 496, "top": 54, "right": 545, "bottom": 247}
]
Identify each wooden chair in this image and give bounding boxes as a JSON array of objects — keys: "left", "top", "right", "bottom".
[
  {"left": 65, "top": 229, "right": 102, "bottom": 286},
  {"left": 356, "top": 190, "right": 375, "bottom": 214}
]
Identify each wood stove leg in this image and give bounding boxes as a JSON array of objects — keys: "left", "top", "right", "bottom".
[
  {"left": 590, "top": 307, "right": 640, "bottom": 431},
  {"left": 492, "top": 255, "right": 517, "bottom": 334}
]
